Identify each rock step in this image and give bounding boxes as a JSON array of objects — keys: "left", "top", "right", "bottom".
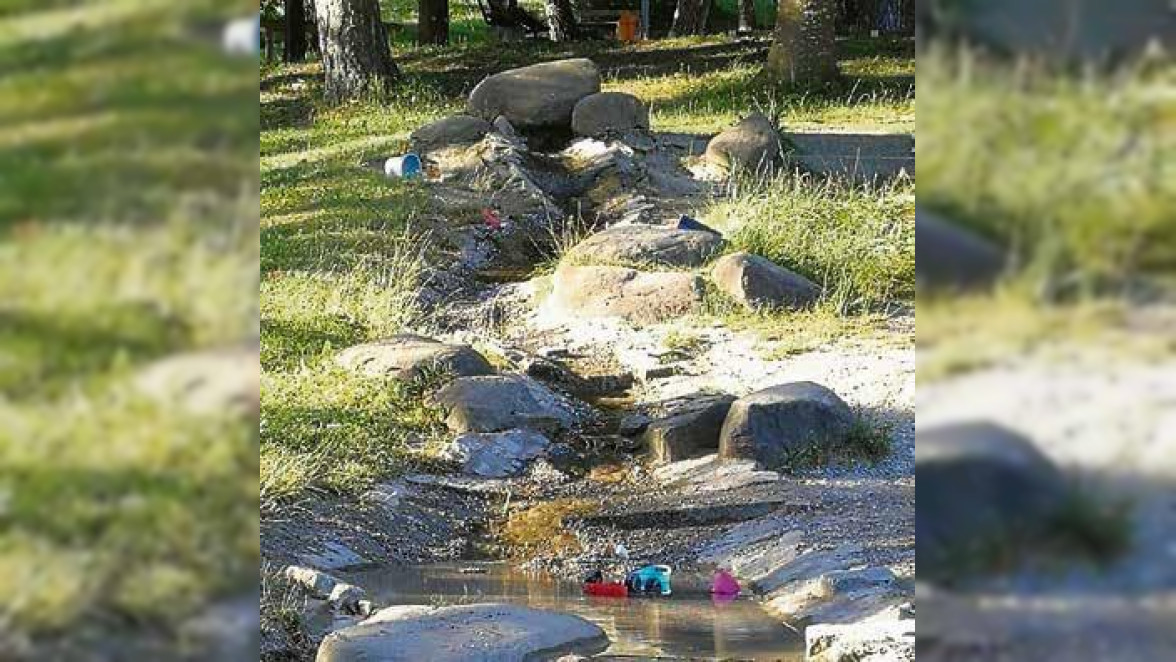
[{"left": 570, "top": 499, "right": 811, "bottom": 530}]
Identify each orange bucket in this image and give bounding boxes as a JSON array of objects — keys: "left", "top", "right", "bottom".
[{"left": 616, "top": 11, "right": 639, "bottom": 42}]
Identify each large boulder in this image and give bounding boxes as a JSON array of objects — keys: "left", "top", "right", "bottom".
[
  {"left": 642, "top": 393, "right": 737, "bottom": 465},
  {"left": 467, "top": 59, "right": 602, "bottom": 129},
  {"left": 433, "top": 375, "right": 576, "bottom": 434},
  {"left": 549, "top": 264, "right": 705, "bottom": 323},
  {"left": 571, "top": 92, "right": 649, "bottom": 137},
  {"left": 705, "top": 112, "right": 781, "bottom": 173},
  {"left": 410, "top": 115, "right": 491, "bottom": 153},
  {"left": 710, "top": 252, "right": 821, "bottom": 310},
  {"left": 718, "top": 382, "right": 855, "bottom": 470},
  {"left": 336, "top": 335, "right": 494, "bottom": 381},
  {"left": 916, "top": 422, "right": 1069, "bottom": 581},
  {"left": 445, "top": 429, "right": 551, "bottom": 478},
  {"left": 915, "top": 208, "right": 1008, "bottom": 292},
  {"left": 316, "top": 603, "right": 609, "bottom": 662},
  {"left": 564, "top": 225, "right": 725, "bottom": 270}
]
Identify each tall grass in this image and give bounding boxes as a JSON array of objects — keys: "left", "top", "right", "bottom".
[
  {"left": 919, "top": 45, "right": 1176, "bottom": 287},
  {"left": 705, "top": 174, "right": 915, "bottom": 314}
]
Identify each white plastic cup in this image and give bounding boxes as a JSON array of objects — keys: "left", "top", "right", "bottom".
[{"left": 384, "top": 153, "right": 422, "bottom": 179}]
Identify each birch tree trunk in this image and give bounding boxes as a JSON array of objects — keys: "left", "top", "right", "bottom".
[
  {"left": 738, "top": 0, "right": 757, "bottom": 34},
  {"left": 545, "top": 0, "right": 578, "bottom": 41},
  {"left": 315, "top": 0, "right": 399, "bottom": 102}
]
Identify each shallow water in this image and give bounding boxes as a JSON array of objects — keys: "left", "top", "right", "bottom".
[{"left": 345, "top": 563, "right": 804, "bottom": 661}]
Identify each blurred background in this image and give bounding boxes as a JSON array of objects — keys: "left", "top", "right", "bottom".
[
  {"left": 0, "top": 1, "right": 259, "bottom": 660},
  {"left": 916, "top": 0, "right": 1176, "bottom": 660}
]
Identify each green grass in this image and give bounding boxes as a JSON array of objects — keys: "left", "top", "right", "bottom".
[
  {"left": 705, "top": 175, "right": 915, "bottom": 315},
  {"left": 920, "top": 45, "right": 1176, "bottom": 288},
  {"left": 0, "top": 0, "right": 258, "bottom": 642}
]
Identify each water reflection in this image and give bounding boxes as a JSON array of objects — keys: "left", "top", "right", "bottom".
[{"left": 346, "top": 564, "right": 804, "bottom": 661}]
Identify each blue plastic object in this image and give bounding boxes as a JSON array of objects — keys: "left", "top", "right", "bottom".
[
  {"left": 676, "top": 215, "right": 722, "bottom": 237},
  {"left": 625, "top": 564, "right": 672, "bottom": 596}
]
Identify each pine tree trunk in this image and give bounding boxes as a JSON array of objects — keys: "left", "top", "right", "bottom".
[
  {"left": 284, "top": 0, "right": 308, "bottom": 61},
  {"left": 738, "top": 0, "right": 757, "bottom": 33},
  {"left": 670, "top": 0, "right": 711, "bottom": 36},
  {"left": 315, "top": 0, "right": 399, "bottom": 103},
  {"left": 766, "top": 0, "right": 839, "bottom": 84},
  {"left": 545, "top": 0, "right": 578, "bottom": 41},
  {"left": 419, "top": 0, "right": 449, "bottom": 45}
]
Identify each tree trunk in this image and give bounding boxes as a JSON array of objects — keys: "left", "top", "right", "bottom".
[
  {"left": 670, "top": 0, "right": 711, "bottom": 36},
  {"left": 737, "top": 0, "right": 757, "bottom": 33},
  {"left": 284, "top": 0, "right": 308, "bottom": 61},
  {"left": 766, "top": 0, "right": 839, "bottom": 84},
  {"left": 315, "top": 0, "right": 399, "bottom": 102},
  {"left": 419, "top": 0, "right": 449, "bottom": 45},
  {"left": 545, "top": 0, "right": 578, "bottom": 41}
]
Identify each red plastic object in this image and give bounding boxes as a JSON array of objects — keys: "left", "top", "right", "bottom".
[
  {"left": 583, "top": 582, "right": 628, "bottom": 598},
  {"left": 481, "top": 208, "right": 503, "bottom": 230}
]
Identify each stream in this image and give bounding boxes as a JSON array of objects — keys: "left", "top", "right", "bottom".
[{"left": 344, "top": 563, "right": 805, "bottom": 661}]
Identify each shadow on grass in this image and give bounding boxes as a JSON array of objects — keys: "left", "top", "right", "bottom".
[{"left": 0, "top": 305, "right": 190, "bottom": 400}]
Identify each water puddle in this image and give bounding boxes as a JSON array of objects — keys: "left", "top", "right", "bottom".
[{"left": 345, "top": 563, "right": 804, "bottom": 661}]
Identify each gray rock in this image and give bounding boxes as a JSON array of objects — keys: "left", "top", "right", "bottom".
[
  {"left": 643, "top": 394, "right": 737, "bottom": 465},
  {"left": 710, "top": 251, "right": 821, "bottom": 310},
  {"left": 433, "top": 375, "right": 576, "bottom": 434},
  {"left": 446, "top": 429, "right": 551, "bottom": 477},
  {"left": 492, "top": 115, "right": 520, "bottom": 140},
  {"left": 564, "top": 225, "right": 725, "bottom": 269},
  {"left": 807, "top": 620, "right": 915, "bottom": 662},
  {"left": 336, "top": 335, "right": 494, "bottom": 381},
  {"left": 571, "top": 92, "right": 650, "bottom": 137},
  {"left": 916, "top": 422, "right": 1068, "bottom": 581},
  {"left": 467, "top": 59, "right": 601, "bottom": 129},
  {"left": 134, "top": 345, "right": 259, "bottom": 418},
  {"left": 410, "top": 115, "right": 491, "bottom": 152},
  {"left": 718, "top": 382, "right": 855, "bottom": 470},
  {"left": 316, "top": 603, "right": 609, "bottom": 662},
  {"left": 705, "top": 112, "right": 781, "bottom": 173},
  {"left": 915, "top": 208, "right": 1008, "bottom": 292},
  {"left": 549, "top": 264, "right": 705, "bottom": 323},
  {"left": 284, "top": 566, "right": 341, "bottom": 600},
  {"left": 618, "top": 413, "right": 652, "bottom": 437},
  {"left": 328, "top": 584, "right": 366, "bottom": 612}
]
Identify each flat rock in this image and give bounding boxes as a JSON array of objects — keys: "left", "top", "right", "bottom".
[
  {"left": 564, "top": 225, "right": 725, "bottom": 270},
  {"left": 284, "top": 566, "right": 342, "bottom": 600},
  {"left": 915, "top": 208, "right": 1008, "bottom": 292},
  {"left": 549, "top": 264, "right": 705, "bottom": 323},
  {"left": 134, "top": 344, "right": 259, "bottom": 418},
  {"left": 705, "top": 112, "right": 781, "bottom": 173},
  {"left": 433, "top": 375, "right": 577, "bottom": 434},
  {"left": 467, "top": 59, "right": 601, "bottom": 129},
  {"left": 916, "top": 422, "right": 1068, "bottom": 581},
  {"left": 653, "top": 454, "right": 780, "bottom": 492},
  {"left": 710, "top": 251, "right": 821, "bottom": 310},
  {"left": 336, "top": 335, "right": 494, "bottom": 381},
  {"left": 410, "top": 115, "right": 491, "bottom": 153},
  {"left": 719, "top": 382, "right": 855, "bottom": 470},
  {"left": 316, "top": 603, "right": 609, "bottom": 662},
  {"left": 571, "top": 92, "right": 649, "bottom": 137},
  {"left": 445, "top": 429, "right": 551, "bottom": 478},
  {"left": 807, "top": 619, "right": 915, "bottom": 662},
  {"left": 642, "top": 393, "right": 737, "bottom": 464}
]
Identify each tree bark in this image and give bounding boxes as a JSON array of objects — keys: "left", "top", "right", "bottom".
[
  {"left": 284, "top": 0, "right": 308, "bottom": 61},
  {"left": 669, "top": 0, "right": 711, "bottom": 36},
  {"left": 315, "top": 0, "right": 399, "bottom": 102},
  {"left": 419, "top": 0, "right": 449, "bottom": 45},
  {"left": 766, "top": 0, "right": 839, "bottom": 84},
  {"left": 737, "top": 0, "right": 756, "bottom": 33},
  {"left": 545, "top": 0, "right": 578, "bottom": 41}
]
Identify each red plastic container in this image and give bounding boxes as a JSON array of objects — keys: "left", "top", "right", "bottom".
[{"left": 583, "top": 581, "right": 628, "bottom": 598}]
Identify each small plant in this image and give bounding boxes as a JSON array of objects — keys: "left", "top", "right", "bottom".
[{"left": 662, "top": 329, "right": 707, "bottom": 354}]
